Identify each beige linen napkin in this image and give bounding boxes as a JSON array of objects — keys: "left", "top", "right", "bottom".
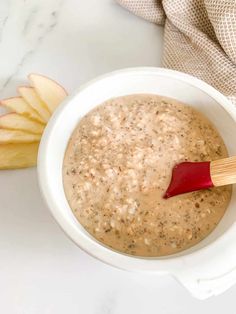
[{"left": 117, "top": 0, "right": 236, "bottom": 105}]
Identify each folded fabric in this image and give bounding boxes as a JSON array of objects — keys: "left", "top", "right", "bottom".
[{"left": 117, "top": 0, "right": 236, "bottom": 105}]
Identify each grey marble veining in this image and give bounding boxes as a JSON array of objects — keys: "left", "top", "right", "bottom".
[
  {"left": 0, "top": 0, "right": 64, "bottom": 92},
  {"left": 0, "top": 2, "right": 10, "bottom": 43}
]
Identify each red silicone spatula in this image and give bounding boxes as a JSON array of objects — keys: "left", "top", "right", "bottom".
[{"left": 164, "top": 156, "right": 236, "bottom": 198}]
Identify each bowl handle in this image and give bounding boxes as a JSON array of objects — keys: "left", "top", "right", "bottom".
[{"left": 175, "top": 267, "right": 236, "bottom": 299}]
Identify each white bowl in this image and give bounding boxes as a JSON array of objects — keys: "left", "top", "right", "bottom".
[{"left": 38, "top": 67, "right": 236, "bottom": 299}]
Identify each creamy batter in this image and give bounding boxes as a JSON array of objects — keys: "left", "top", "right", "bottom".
[{"left": 63, "top": 94, "right": 231, "bottom": 257}]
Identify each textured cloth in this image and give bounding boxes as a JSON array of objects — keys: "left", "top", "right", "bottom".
[{"left": 117, "top": 0, "right": 236, "bottom": 105}]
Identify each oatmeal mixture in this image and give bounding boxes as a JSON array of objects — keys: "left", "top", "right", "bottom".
[{"left": 63, "top": 94, "right": 231, "bottom": 257}]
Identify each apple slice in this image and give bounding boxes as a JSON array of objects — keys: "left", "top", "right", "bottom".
[
  {"left": 0, "top": 142, "right": 39, "bottom": 169},
  {"left": 1, "top": 97, "right": 45, "bottom": 124},
  {"left": 0, "top": 113, "right": 44, "bottom": 134},
  {"left": 0, "top": 129, "right": 41, "bottom": 143},
  {"left": 28, "top": 73, "right": 68, "bottom": 113},
  {"left": 18, "top": 86, "right": 51, "bottom": 123}
]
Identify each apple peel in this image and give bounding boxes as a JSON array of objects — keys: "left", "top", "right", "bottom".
[{"left": 28, "top": 73, "right": 68, "bottom": 113}]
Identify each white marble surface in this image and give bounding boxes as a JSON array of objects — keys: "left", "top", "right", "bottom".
[{"left": 0, "top": 0, "right": 236, "bottom": 313}]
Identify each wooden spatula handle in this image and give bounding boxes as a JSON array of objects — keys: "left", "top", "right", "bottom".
[{"left": 210, "top": 156, "right": 236, "bottom": 187}]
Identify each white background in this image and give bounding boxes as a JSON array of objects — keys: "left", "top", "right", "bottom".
[{"left": 0, "top": 0, "right": 236, "bottom": 313}]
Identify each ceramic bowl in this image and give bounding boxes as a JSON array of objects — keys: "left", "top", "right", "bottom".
[{"left": 38, "top": 67, "right": 236, "bottom": 299}]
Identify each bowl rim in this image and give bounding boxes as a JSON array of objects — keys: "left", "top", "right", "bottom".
[{"left": 37, "top": 66, "right": 236, "bottom": 273}]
